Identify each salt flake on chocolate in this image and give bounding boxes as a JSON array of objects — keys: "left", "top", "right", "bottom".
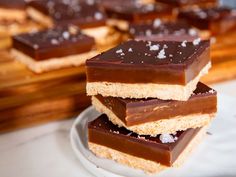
[
  {"left": 153, "top": 19, "right": 161, "bottom": 28},
  {"left": 149, "top": 44, "right": 159, "bottom": 51},
  {"left": 62, "top": 31, "right": 70, "bottom": 39},
  {"left": 193, "top": 38, "right": 201, "bottom": 45},
  {"left": 157, "top": 49, "right": 166, "bottom": 59},
  {"left": 188, "top": 28, "right": 197, "bottom": 36},
  {"left": 51, "top": 39, "right": 59, "bottom": 45},
  {"left": 116, "top": 49, "right": 123, "bottom": 54},
  {"left": 159, "top": 134, "right": 176, "bottom": 143},
  {"left": 94, "top": 12, "right": 103, "bottom": 20},
  {"left": 209, "top": 89, "right": 215, "bottom": 94},
  {"left": 181, "top": 40, "right": 187, "bottom": 47},
  {"left": 128, "top": 48, "right": 133, "bottom": 52}
]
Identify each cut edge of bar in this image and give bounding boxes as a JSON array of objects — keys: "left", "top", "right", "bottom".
[
  {"left": 11, "top": 49, "right": 98, "bottom": 73},
  {"left": 88, "top": 126, "right": 207, "bottom": 174},
  {"left": 86, "top": 62, "right": 211, "bottom": 101},
  {"left": 92, "top": 96, "right": 215, "bottom": 135}
]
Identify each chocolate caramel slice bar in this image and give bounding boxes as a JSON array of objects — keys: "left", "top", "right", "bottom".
[
  {"left": 0, "top": 0, "right": 26, "bottom": 22},
  {"left": 26, "top": 0, "right": 107, "bottom": 28},
  {"left": 88, "top": 114, "right": 207, "bottom": 173},
  {"left": 129, "top": 20, "right": 199, "bottom": 42},
  {"left": 103, "top": 1, "right": 173, "bottom": 30},
  {"left": 86, "top": 40, "right": 211, "bottom": 101},
  {"left": 92, "top": 82, "right": 217, "bottom": 135},
  {"left": 11, "top": 25, "right": 98, "bottom": 73},
  {"left": 178, "top": 7, "right": 236, "bottom": 35},
  {"left": 26, "top": 0, "right": 120, "bottom": 52}
]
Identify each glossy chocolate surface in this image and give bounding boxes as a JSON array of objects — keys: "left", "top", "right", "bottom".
[
  {"left": 0, "top": 0, "right": 25, "bottom": 9},
  {"left": 12, "top": 25, "right": 95, "bottom": 60},
  {"left": 86, "top": 40, "right": 210, "bottom": 84},
  {"left": 129, "top": 21, "right": 199, "bottom": 41},
  {"left": 103, "top": 1, "right": 172, "bottom": 22},
  {"left": 156, "top": 0, "right": 217, "bottom": 7},
  {"left": 88, "top": 114, "right": 201, "bottom": 166},
  {"left": 27, "top": 0, "right": 107, "bottom": 28},
  {"left": 95, "top": 82, "right": 217, "bottom": 126},
  {"left": 178, "top": 7, "right": 236, "bottom": 31}
]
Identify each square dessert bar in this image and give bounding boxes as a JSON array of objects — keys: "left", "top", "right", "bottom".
[
  {"left": 26, "top": 0, "right": 120, "bottom": 51},
  {"left": 88, "top": 114, "right": 207, "bottom": 173},
  {"left": 129, "top": 20, "right": 199, "bottom": 42},
  {"left": 0, "top": 0, "right": 26, "bottom": 22},
  {"left": 26, "top": 0, "right": 107, "bottom": 28},
  {"left": 92, "top": 82, "right": 217, "bottom": 136},
  {"left": 86, "top": 40, "right": 211, "bottom": 101},
  {"left": 11, "top": 25, "right": 98, "bottom": 73},
  {"left": 103, "top": 1, "right": 173, "bottom": 30},
  {"left": 178, "top": 7, "right": 236, "bottom": 35}
]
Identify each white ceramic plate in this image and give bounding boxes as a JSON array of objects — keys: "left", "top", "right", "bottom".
[{"left": 70, "top": 94, "right": 236, "bottom": 177}]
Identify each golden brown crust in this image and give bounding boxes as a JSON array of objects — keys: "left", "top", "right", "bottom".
[
  {"left": 11, "top": 49, "right": 98, "bottom": 73},
  {"left": 92, "top": 96, "right": 215, "bottom": 135},
  {"left": 88, "top": 126, "right": 207, "bottom": 174}
]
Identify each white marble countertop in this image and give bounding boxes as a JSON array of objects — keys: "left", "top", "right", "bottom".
[{"left": 1, "top": 80, "right": 236, "bottom": 177}]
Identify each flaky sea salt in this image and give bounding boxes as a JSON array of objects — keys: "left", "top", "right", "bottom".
[
  {"left": 193, "top": 38, "right": 201, "bottom": 45},
  {"left": 51, "top": 39, "right": 59, "bottom": 45},
  {"left": 149, "top": 44, "right": 159, "bottom": 51},
  {"left": 94, "top": 12, "right": 103, "bottom": 20},
  {"left": 157, "top": 49, "right": 166, "bottom": 59},
  {"left": 116, "top": 49, "right": 123, "bottom": 54},
  {"left": 146, "top": 41, "right": 152, "bottom": 46},
  {"left": 128, "top": 48, "right": 133, "bottom": 52},
  {"left": 62, "top": 31, "right": 70, "bottom": 39},
  {"left": 153, "top": 19, "right": 161, "bottom": 28},
  {"left": 163, "top": 44, "right": 168, "bottom": 48},
  {"left": 188, "top": 28, "right": 197, "bottom": 36},
  {"left": 159, "top": 134, "right": 176, "bottom": 143},
  {"left": 181, "top": 40, "right": 187, "bottom": 47},
  {"left": 209, "top": 89, "right": 215, "bottom": 94}
]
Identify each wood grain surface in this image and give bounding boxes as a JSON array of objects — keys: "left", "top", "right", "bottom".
[{"left": 0, "top": 50, "right": 90, "bottom": 133}]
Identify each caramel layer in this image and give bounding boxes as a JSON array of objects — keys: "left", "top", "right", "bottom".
[
  {"left": 88, "top": 114, "right": 201, "bottom": 166},
  {"left": 95, "top": 82, "right": 217, "bottom": 126}
]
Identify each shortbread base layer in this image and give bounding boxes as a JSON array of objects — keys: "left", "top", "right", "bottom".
[
  {"left": 11, "top": 49, "right": 98, "bottom": 73},
  {"left": 83, "top": 26, "right": 122, "bottom": 51},
  {"left": 92, "top": 96, "right": 215, "bottom": 135},
  {"left": 0, "top": 21, "right": 42, "bottom": 36},
  {"left": 107, "top": 19, "right": 129, "bottom": 31},
  {"left": 0, "top": 8, "right": 26, "bottom": 22},
  {"left": 27, "top": 7, "right": 53, "bottom": 27},
  {"left": 88, "top": 126, "right": 206, "bottom": 174},
  {"left": 87, "top": 62, "right": 211, "bottom": 101}
]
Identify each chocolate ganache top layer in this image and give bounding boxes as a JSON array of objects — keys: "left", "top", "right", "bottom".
[
  {"left": 27, "top": 0, "right": 107, "bottom": 27},
  {"left": 86, "top": 39, "right": 210, "bottom": 69}
]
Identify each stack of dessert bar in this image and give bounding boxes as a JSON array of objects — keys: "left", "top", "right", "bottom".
[{"left": 86, "top": 39, "right": 217, "bottom": 173}]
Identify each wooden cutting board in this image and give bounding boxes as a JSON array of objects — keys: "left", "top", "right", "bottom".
[{"left": 0, "top": 50, "right": 90, "bottom": 133}]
